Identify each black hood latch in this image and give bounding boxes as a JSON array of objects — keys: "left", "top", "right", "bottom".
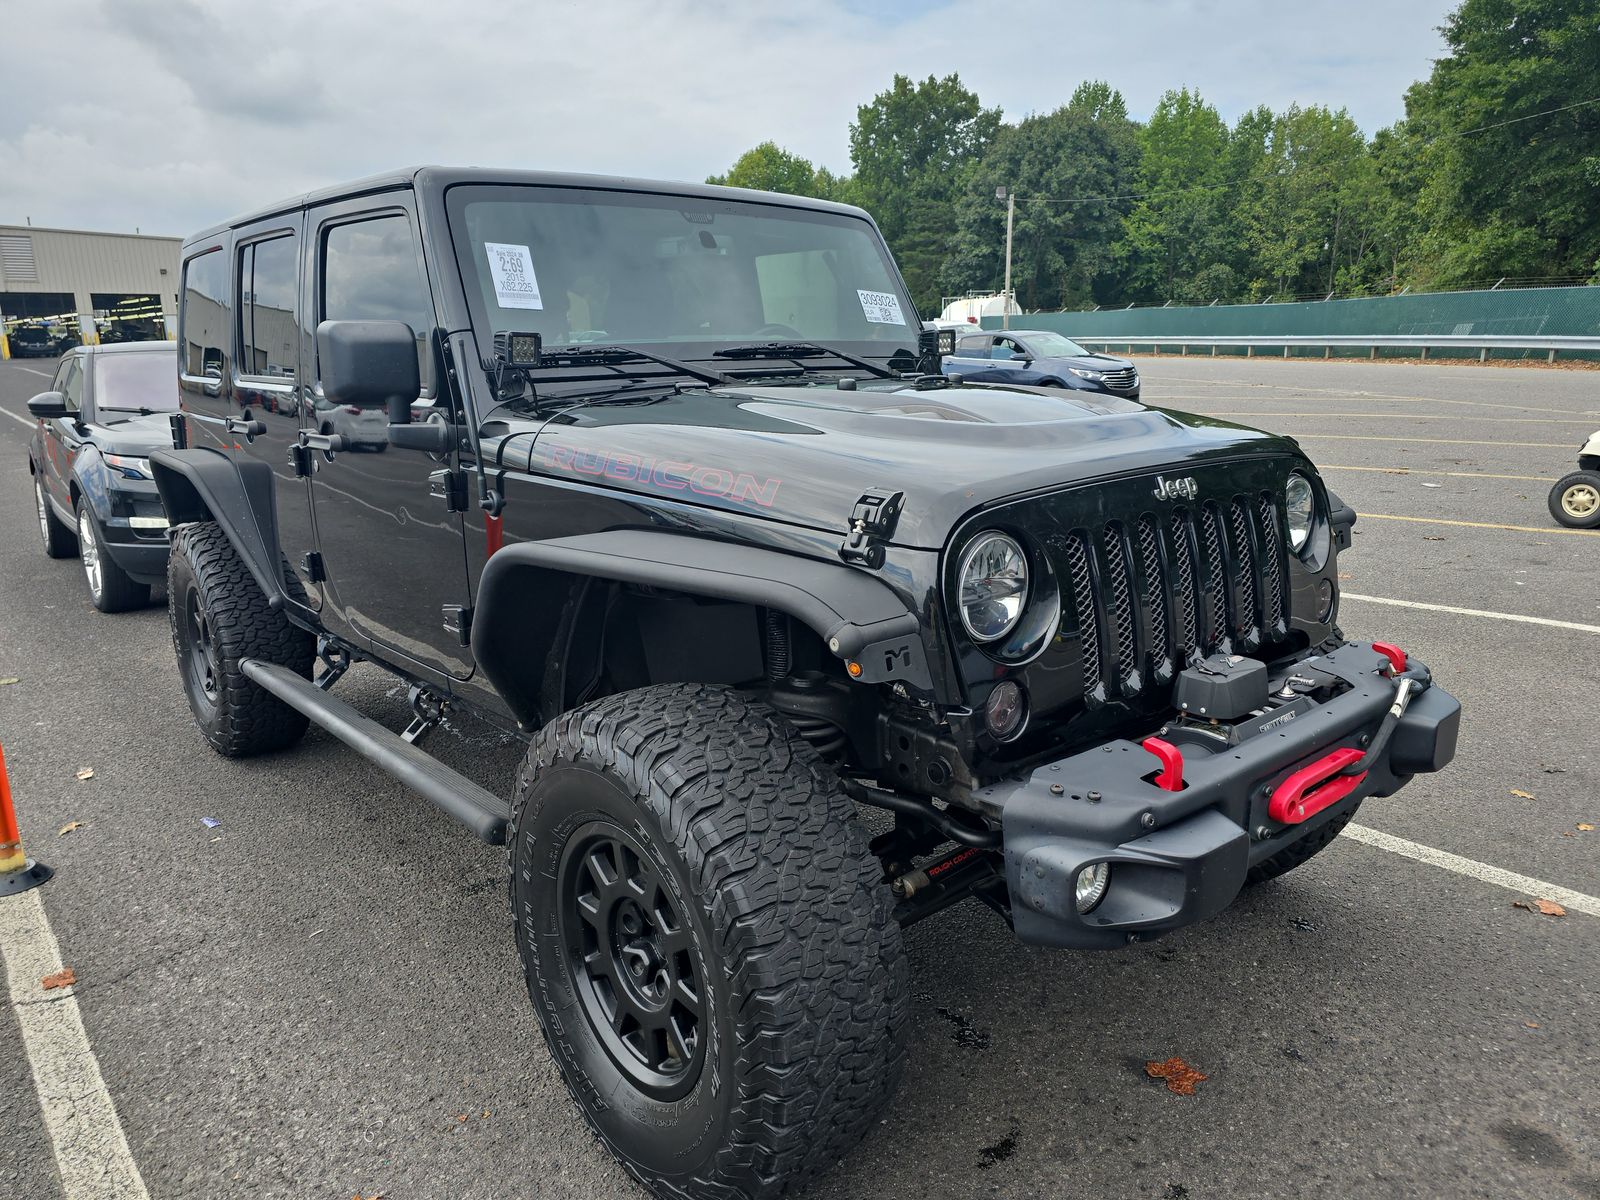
[{"left": 839, "top": 489, "right": 904, "bottom": 569}]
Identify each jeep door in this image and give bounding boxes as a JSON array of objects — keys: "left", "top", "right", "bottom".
[{"left": 303, "top": 196, "right": 474, "bottom": 681}]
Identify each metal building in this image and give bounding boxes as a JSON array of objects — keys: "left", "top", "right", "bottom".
[{"left": 0, "top": 223, "right": 181, "bottom": 359}]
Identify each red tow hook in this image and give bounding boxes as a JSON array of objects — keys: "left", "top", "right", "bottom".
[
  {"left": 1372, "top": 641, "right": 1407, "bottom": 676},
  {"left": 1141, "top": 736, "right": 1184, "bottom": 792},
  {"left": 1268, "top": 747, "right": 1367, "bottom": 824}
]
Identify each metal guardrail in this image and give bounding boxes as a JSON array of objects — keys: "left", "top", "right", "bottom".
[{"left": 1065, "top": 334, "right": 1600, "bottom": 362}]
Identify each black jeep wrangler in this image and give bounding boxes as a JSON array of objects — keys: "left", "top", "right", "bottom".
[{"left": 151, "top": 167, "right": 1460, "bottom": 1199}]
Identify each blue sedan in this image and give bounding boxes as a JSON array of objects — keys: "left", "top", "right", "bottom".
[{"left": 943, "top": 329, "right": 1140, "bottom": 400}]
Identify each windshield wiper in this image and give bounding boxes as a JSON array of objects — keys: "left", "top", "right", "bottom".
[
  {"left": 712, "top": 341, "right": 897, "bottom": 379},
  {"left": 539, "top": 344, "right": 736, "bottom": 387},
  {"left": 99, "top": 406, "right": 167, "bottom": 416}
]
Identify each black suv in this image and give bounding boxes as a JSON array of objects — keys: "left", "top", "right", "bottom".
[{"left": 150, "top": 167, "right": 1460, "bottom": 1200}]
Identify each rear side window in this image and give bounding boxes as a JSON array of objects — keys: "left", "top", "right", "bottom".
[
  {"left": 956, "top": 335, "right": 990, "bottom": 354},
  {"left": 180, "top": 249, "right": 228, "bottom": 380},
  {"left": 238, "top": 234, "right": 298, "bottom": 380},
  {"left": 320, "top": 215, "right": 434, "bottom": 394}
]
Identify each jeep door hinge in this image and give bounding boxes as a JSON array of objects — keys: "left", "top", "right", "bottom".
[
  {"left": 429, "top": 467, "right": 469, "bottom": 513},
  {"left": 442, "top": 604, "right": 473, "bottom": 646},
  {"left": 839, "top": 488, "right": 904, "bottom": 569},
  {"left": 301, "top": 551, "right": 325, "bottom": 582}
]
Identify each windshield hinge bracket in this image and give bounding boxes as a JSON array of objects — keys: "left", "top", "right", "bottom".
[{"left": 840, "top": 489, "right": 904, "bottom": 570}]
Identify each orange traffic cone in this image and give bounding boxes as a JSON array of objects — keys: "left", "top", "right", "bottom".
[{"left": 0, "top": 742, "right": 52, "bottom": 896}]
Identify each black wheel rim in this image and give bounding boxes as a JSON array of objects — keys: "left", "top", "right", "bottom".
[
  {"left": 557, "top": 821, "right": 706, "bottom": 1099},
  {"left": 184, "top": 585, "right": 221, "bottom": 704}
]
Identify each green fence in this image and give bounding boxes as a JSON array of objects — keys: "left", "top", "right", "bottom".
[{"left": 982, "top": 285, "right": 1600, "bottom": 360}]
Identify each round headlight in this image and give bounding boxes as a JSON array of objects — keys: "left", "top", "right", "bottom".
[
  {"left": 958, "top": 532, "right": 1029, "bottom": 642},
  {"left": 1075, "top": 862, "right": 1110, "bottom": 913},
  {"left": 1285, "top": 473, "right": 1314, "bottom": 552}
]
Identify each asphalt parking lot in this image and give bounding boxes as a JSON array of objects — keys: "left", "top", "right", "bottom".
[{"left": 1, "top": 355, "right": 1597, "bottom": 1200}]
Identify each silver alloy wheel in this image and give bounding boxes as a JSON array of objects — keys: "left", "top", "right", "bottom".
[
  {"left": 1561, "top": 480, "right": 1599, "bottom": 519},
  {"left": 77, "top": 508, "right": 103, "bottom": 600},
  {"left": 35, "top": 480, "right": 50, "bottom": 548}
]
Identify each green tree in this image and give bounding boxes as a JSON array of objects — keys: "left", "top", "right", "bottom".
[
  {"left": 1403, "top": 0, "right": 1600, "bottom": 285},
  {"left": 848, "top": 73, "right": 1002, "bottom": 312},
  {"left": 706, "top": 141, "right": 833, "bottom": 198},
  {"left": 944, "top": 82, "right": 1141, "bottom": 310},
  {"left": 1118, "top": 88, "right": 1233, "bottom": 302}
]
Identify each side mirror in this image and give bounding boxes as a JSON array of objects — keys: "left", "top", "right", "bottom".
[
  {"left": 316, "top": 320, "right": 420, "bottom": 425},
  {"left": 26, "top": 391, "right": 69, "bottom": 419}
]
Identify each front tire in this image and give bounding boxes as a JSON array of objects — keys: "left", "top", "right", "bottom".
[
  {"left": 168, "top": 522, "right": 314, "bottom": 756},
  {"left": 1246, "top": 801, "right": 1361, "bottom": 885},
  {"left": 510, "top": 684, "right": 909, "bottom": 1200},
  {"left": 76, "top": 502, "right": 150, "bottom": 613},
  {"left": 1549, "top": 470, "right": 1600, "bottom": 528}
]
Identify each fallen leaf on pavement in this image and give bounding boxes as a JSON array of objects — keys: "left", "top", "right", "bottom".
[
  {"left": 1510, "top": 789, "right": 1536, "bottom": 800},
  {"left": 1512, "top": 899, "right": 1566, "bottom": 917},
  {"left": 41, "top": 968, "right": 76, "bottom": 990},
  {"left": 0, "top": 677, "right": 19, "bottom": 686},
  {"left": 74, "top": 768, "right": 94, "bottom": 781},
  {"left": 1422, "top": 535, "right": 1446, "bottom": 541},
  {"left": 1523, "top": 1021, "right": 1540, "bottom": 1029},
  {"left": 57, "top": 821, "right": 85, "bottom": 836},
  {"left": 1145, "top": 1057, "right": 1208, "bottom": 1095},
  {"left": 1578, "top": 823, "right": 1594, "bottom": 832}
]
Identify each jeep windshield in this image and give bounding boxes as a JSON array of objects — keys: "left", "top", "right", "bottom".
[{"left": 446, "top": 185, "right": 919, "bottom": 380}]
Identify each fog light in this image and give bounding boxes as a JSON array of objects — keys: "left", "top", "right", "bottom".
[
  {"left": 985, "top": 680, "right": 1027, "bottom": 741},
  {"left": 1317, "top": 578, "right": 1335, "bottom": 621},
  {"left": 1075, "top": 862, "right": 1110, "bottom": 913}
]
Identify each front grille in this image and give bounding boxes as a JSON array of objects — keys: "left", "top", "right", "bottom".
[
  {"left": 1099, "top": 367, "right": 1139, "bottom": 392},
  {"left": 1063, "top": 492, "right": 1291, "bottom": 705}
]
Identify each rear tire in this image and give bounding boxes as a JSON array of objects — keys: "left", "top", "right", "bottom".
[
  {"left": 1246, "top": 801, "right": 1361, "bottom": 885},
  {"left": 76, "top": 501, "right": 150, "bottom": 613},
  {"left": 510, "top": 684, "right": 909, "bottom": 1199},
  {"left": 35, "top": 476, "right": 77, "bottom": 558},
  {"left": 1548, "top": 470, "right": 1600, "bottom": 528},
  {"left": 168, "top": 522, "right": 314, "bottom": 757}
]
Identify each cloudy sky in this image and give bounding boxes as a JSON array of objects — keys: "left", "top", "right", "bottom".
[{"left": 1, "top": 0, "right": 1452, "bottom": 237}]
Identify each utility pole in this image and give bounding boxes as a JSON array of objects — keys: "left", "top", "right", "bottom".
[{"left": 997, "top": 186, "right": 1014, "bottom": 329}]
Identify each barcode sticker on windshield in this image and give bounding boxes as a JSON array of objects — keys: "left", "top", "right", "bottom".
[
  {"left": 485, "top": 242, "right": 544, "bottom": 310},
  {"left": 857, "top": 289, "right": 906, "bottom": 325}
]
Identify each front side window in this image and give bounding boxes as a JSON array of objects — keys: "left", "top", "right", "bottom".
[
  {"left": 320, "top": 214, "right": 434, "bottom": 394},
  {"left": 448, "top": 185, "right": 916, "bottom": 360},
  {"left": 181, "top": 249, "right": 228, "bottom": 379},
  {"left": 60, "top": 359, "right": 84, "bottom": 411},
  {"left": 238, "top": 234, "right": 298, "bottom": 380}
]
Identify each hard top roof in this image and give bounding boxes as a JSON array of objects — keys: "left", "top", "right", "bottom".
[{"left": 182, "top": 166, "right": 870, "bottom": 248}]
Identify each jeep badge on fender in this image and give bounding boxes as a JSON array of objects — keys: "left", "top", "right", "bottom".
[{"left": 147, "top": 166, "right": 1460, "bottom": 1200}]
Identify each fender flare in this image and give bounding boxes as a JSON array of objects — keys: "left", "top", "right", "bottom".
[
  {"left": 148, "top": 448, "right": 288, "bottom": 606},
  {"left": 471, "top": 529, "right": 932, "bottom": 727}
]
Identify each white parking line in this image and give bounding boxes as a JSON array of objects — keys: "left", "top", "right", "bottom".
[
  {"left": 1, "top": 407, "right": 34, "bottom": 430},
  {"left": 1344, "top": 593, "right": 1600, "bottom": 635},
  {"left": 9, "top": 365, "right": 54, "bottom": 378},
  {"left": 0, "top": 889, "right": 150, "bottom": 1199},
  {"left": 1343, "top": 824, "right": 1600, "bottom": 917}
]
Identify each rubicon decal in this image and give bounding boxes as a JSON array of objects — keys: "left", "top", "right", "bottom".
[{"left": 540, "top": 444, "right": 782, "bottom": 508}]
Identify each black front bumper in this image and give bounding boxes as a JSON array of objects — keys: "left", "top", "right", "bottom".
[{"left": 982, "top": 643, "right": 1460, "bottom": 949}]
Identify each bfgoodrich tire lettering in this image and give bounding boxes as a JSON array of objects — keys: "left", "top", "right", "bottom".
[
  {"left": 510, "top": 684, "right": 909, "bottom": 1199},
  {"left": 168, "top": 521, "right": 314, "bottom": 757}
]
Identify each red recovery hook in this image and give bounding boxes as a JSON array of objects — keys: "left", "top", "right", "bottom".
[{"left": 1268, "top": 746, "right": 1367, "bottom": 825}]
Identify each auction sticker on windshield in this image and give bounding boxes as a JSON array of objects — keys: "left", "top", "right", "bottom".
[
  {"left": 485, "top": 242, "right": 544, "bottom": 310},
  {"left": 858, "top": 289, "right": 906, "bottom": 325}
]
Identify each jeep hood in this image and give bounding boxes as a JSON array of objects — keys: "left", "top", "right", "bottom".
[{"left": 512, "top": 381, "right": 1304, "bottom": 549}]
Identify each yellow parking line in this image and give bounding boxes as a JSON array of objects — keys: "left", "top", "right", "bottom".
[
  {"left": 1358, "top": 512, "right": 1599, "bottom": 537},
  {"left": 1289, "top": 434, "right": 1571, "bottom": 448},
  {"left": 1321, "top": 465, "right": 1557, "bottom": 482},
  {"left": 1206, "top": 411, "right": 1595, "bottom": 426}
]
